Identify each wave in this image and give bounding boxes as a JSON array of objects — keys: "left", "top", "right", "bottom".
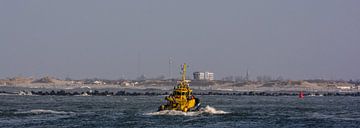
[
  {"left": 201, "top": 105, "right": 229, "bottom": 114},
  {"left": 309, "top": 112, "right": 360, "bottom": 121},
  {"left": 15, "top": 109, "right": 75, "bottom": 115},
  {"left": 145, "top": 105, "right": 229, "bottom": 116}
]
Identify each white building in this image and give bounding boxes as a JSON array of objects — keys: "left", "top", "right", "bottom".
[
  {"left": 336, "top": 85, "right": 351, "bottom": 90},
  {"left": 193, "top": 72, "right": 205, "bottom": 80},
  {"left": 93, "top": 80, "right": 106, "bottom": 85},
  {"left": 193, "top": 72, "right": 214, "bottom": 81}
]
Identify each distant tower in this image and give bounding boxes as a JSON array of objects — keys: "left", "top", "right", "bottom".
[
  {"left": 137, "top": 52, "right": 141, "bottom": 78},
  {"left": 168, "top": 57, "right": 173, "bottom": 79},
  {"left": 245, "top": 69, "right": 249, "bottom": 81}
]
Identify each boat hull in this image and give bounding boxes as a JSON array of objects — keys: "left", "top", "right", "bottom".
[{"left": 158, "top": 98, "right": 201, "bottom": 112}]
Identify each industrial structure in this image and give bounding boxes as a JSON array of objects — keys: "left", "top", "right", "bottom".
[{"left": 193, "top": 72, "right": 214, "bottom": 81}]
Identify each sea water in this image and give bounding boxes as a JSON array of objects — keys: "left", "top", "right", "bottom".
[{"left": 0, "top": 95, "right": 359, "bottom": 127}]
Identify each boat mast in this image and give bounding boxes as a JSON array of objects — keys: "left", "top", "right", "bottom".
[{"left": 181, "top": 63, "right": 187, "bottom": 82}]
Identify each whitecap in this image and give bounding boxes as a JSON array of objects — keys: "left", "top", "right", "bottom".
[
  {"left": 202, "top": 105, "right": 229, "bottom": 114},
  {"left": 15, "top": 109, "right": 75, "bottom": 115},
  {"left": 145, "top": 105, "right": 229, "bottom": 116}
]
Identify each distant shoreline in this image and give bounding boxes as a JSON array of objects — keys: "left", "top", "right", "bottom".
[
  {"left": 1, "top": 85, "right": 360, "bottom": 97},
  {"left": 1, "top": 76, "right": 359, "bottom": 96}
]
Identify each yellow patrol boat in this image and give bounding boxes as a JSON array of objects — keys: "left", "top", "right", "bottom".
[{"left": 158, "top": 63, "right": 201, "bottom": 112}]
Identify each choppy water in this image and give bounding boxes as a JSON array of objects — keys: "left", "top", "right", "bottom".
[{"left": 0, "top": 95, "right": 359, "bottom": 127}]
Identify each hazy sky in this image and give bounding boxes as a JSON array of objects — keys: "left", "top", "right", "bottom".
[{"left": 1, "top": 0, "right": 359, "bottom": 80}]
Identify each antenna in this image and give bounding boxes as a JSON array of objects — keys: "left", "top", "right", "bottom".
[
  {"left": 246, "top": 69, "right": 249, "bottom": 81},
  {"left": 169, "top": 57, "right": 172, "bottom": 79},
  {"left": 137, "top": 52, "right": 141, "bottom": 79}
]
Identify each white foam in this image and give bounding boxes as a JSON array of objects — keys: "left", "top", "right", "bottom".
[
  {"left": 18, "top": 91, "right": 33, "bottom": 96},
  {"left": 16, "top": 109, "right": 75, "bottom": 115},
  {"left": 202, "top": 105, "right": 229, "bottom": 114},
  {"left": 145, "top": 105, "right": 229, "bottom": 116}
]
